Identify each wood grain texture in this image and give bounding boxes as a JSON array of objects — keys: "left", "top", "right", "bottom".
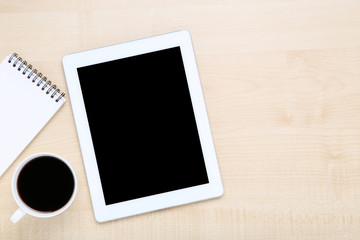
[{"left": 0, "top": 0, "right": 360, "bottom": 239}]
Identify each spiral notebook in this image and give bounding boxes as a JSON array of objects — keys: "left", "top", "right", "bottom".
[{"left": 0, "top": 53, "right": 66, "bottom": 177}]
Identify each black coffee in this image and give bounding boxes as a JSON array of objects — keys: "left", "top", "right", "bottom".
[{"left": 17, "top": 156, "right": 75, "bottom": 212}]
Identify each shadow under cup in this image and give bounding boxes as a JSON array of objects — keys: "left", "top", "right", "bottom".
[{"left": 15, "top": 155, "right": 76, "bottom": 213}]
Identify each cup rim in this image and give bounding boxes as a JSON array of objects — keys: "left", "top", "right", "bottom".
[{"left": 12, "top": 152, "right": 78, "bottom": 218}]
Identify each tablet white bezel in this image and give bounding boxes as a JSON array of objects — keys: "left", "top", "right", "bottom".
[{"left": 62, "top": 30, "right": 223, "bottom": 222}]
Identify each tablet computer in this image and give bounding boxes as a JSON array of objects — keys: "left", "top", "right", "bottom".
[{"left": 62, "top": 30, "right": 223, "bottom": 222}]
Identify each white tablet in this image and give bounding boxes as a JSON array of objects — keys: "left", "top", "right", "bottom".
[{"left": 62, "top": 30, "right": 223, "bottom": 222}]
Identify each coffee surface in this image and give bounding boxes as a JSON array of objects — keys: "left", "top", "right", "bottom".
[{"left": 17, "top": 156, "right": 75, "bottom": 212}]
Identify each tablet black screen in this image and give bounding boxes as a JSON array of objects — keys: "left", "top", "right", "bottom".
[{"left": 77, "top": 47, "right": 209, "bottom": 205}]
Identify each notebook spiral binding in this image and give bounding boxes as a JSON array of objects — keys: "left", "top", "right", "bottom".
[{"left": 8, "top": 53, "right": 65, "bottom": 102}]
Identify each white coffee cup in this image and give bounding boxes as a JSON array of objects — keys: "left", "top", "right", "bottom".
[{"left": 10, "top": 153, "right": 77, "bottom": 223}]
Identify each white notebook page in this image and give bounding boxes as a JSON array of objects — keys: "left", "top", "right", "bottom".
[{"left": 0, "top": 55, "right": 65, "bottom": 177}]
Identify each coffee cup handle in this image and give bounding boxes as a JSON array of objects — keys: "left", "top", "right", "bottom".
[{"left": 10, "top": 208, "right": 26, "bottom": 223}]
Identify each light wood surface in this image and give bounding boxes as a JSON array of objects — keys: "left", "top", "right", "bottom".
[{"left": 1, "top": 0, "right": 360, "bottom": 239}]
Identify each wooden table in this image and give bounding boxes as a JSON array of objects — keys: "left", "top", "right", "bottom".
[{"left": 1, "top": 0, "right": 360, "bottom": 239}]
